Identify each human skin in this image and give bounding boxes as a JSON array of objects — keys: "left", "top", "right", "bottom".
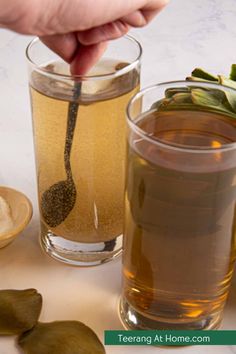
[{"left": 0, "top": 0, "right": 168, "bottom": 73}]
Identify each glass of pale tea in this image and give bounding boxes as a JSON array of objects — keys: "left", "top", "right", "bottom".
[
  {"left": 26, "top": 36, "right": 141, "bottom": 266},
  {"left": 120, "top": 81, "right": 236, "bottom": 330}
]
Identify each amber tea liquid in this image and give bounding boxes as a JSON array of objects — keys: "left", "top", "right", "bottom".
[
  {"left": 122, "top": 109, "right": 236, "bottom": 330},
  {"left": 30, "top": 59, "right": 139, "bottom": 264}
]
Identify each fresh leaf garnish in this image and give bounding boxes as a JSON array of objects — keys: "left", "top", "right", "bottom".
[
  {"left": 191, "top": 68, "right": 218, "bottom": 82},
  {"left": 152, "top": 66, "right": 236, "bottom": 119},
  {"left": 230, "top": 64, "right": 236, "bottom": 81}
]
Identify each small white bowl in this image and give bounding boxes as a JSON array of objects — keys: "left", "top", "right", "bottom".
[{"left": 0, "top": 186, "right": 33, "bottom": 248}]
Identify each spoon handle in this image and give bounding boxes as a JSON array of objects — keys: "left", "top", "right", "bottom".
[{"left": 64, "top": 82, "right": 82, "bottom": 177}]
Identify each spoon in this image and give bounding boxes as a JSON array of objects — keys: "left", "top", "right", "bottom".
[{"left": 41, "top": 82, "right": 81, "bottom": 228}]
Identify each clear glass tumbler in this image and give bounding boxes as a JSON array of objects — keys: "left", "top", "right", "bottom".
[
  {"left": 26, "top": 36, "right": 142, "bottom": 266},
  {"left": 120, "top": 81, "right": 236, "bottom": 330}
]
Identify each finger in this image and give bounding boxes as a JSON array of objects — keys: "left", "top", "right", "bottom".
[
  {"left": 40, "top": 33, "right": 78, "bottom": 63},
  {"left": 77, "top": 20, "right": 130, "bottom": 46},
  {"left": 40, "top": 34, "right": 107, "bottom": 75},
  {"left": 70, "top": 41, "right": 108, "bottom": 75}
]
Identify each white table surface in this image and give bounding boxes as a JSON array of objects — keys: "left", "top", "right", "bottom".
[{"left": 0, "top": 0, "right": 236, "bottom": 353}]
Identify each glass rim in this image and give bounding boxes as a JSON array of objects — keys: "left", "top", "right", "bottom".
[
  {"left": 26, "top": 35, "right": 142, "bottom": 81},
  {"left": 127, "top": 80, "right": 236, "bottom": 153}
]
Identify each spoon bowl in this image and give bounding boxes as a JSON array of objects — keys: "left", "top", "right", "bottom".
[{"left": 41, "top": 179, "right": 76, "bottom": 228}]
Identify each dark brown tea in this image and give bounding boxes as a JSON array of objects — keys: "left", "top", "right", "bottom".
[{"left": 122, "top": 109, "right": 236, "bottom": 329}]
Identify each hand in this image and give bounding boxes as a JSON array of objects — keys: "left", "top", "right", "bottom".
[{"left": 0, "top": 0, "right": 168, "bottom": 74}]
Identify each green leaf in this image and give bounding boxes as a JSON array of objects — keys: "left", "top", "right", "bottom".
[
  {"left": 218, "top": 75, "right": 236, "bottom": 90},
  {"left": 191, "top": 68, "right": 218, "bottom": 81},
  {"left": 0, "top": 289, "right": 42, "bottom": 335},
  {"left": 151, "top": 98, "right": 170, "bottom": 110},
  {"left": 230, "top": 64, "right": 236, "bottom": 81},
  {"left": 218, "top": 76, "right": 236, "bottom": 112},
  {"left": 165, "top": 87, "right": 190, "bottom": 98},
  {"left": 191, "top": 88, "right": 221, "bottom": 106},
  {"left": 186, "top": 76, "right": 213, "bottom": 82},
  {"left": 152, "top": 66, "right": 236, "bottom": 120},
  {"left": 18, "top": 321, "right": 106, "bottom": 354},
  {"left": 171, "top": 92, "right": 192, "bottom": 104}
]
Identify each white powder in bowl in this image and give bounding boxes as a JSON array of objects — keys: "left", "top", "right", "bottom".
[{"left": 0, "top": 196, "right": 14, "bottom": 236}]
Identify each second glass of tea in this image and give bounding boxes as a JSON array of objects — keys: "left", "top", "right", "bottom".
[
  {"left": 120, "top": 81, "right": 236, "bottom": 330},
  {"left": 26, "top": 36, "right": 141, "bottom": 266}
]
